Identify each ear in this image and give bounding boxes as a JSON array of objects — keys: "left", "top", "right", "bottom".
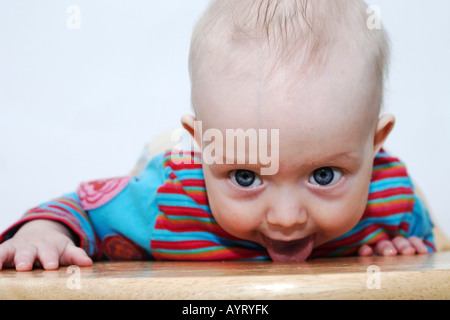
[
  {"left": 373, "top": 113, "right": 395, "bottom": 157},
  {"left": 180, "top": 114, "right": 202, "bottom": 148}
]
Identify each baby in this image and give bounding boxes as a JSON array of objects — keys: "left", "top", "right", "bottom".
[{"left": 0, "top": 0, "right": 436, "bottom": 270}]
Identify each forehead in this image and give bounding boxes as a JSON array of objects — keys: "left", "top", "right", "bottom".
[
  {"left": 198, "top": 40, "right": 379, "bottom": 108},
  {"left": 196, "top": 50, "right": 378, "bottom": 139},
  {"left": 193, "top": 52, "right": 380, "bottom": 171}
]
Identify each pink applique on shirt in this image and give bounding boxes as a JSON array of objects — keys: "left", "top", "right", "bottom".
[{"left": 77, "top": 176, "right": 132, "bottom": 210}]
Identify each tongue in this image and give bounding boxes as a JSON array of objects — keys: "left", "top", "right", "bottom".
[{"left": 264, "top": 235, "right": 315, "bottom": 262}]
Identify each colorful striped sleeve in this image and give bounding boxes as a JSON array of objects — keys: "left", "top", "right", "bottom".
[
  {"left": 404, "top": 191, "right": 436, "bottom": 252},
  {"left": 0, "top": 192, "right": 99, "bottom": 258}
]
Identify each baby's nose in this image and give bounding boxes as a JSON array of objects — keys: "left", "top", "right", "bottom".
[{"left": 266, "top": 196, "right": 308, "bottom": 228}]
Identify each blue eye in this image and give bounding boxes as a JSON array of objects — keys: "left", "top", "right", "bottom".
[
  {"left": 230, "top": 170, "right": 263, "bottom": 188},
  {"left": 309, "top": 167, "right": 342, "bottom": 186}
]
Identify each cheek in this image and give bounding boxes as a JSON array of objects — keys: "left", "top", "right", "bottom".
[
  {"left": 204, "top": 173, "right": 262, "bottom": 239},
  {"left": 315, "top": 200, "right": 366, "bottom": 242},
  {"left": 211, "top": 200, "right": 259, "bottom": 235},
  {"left": 313, "top": 177, "right": 370, "bottom": 245}
]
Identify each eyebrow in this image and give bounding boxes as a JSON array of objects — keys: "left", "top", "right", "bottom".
[
  {"left": 220, "top": 151, "right": 357, "bottom": 163},
  {"left": 207, "top": 156, "right": 267, "bottom": 173},
  {"left": 310, "top": 152, "right": 359, "bottom": 167},
  {"left": 217, "top": 160, "right": 263, "bottom": 170},
  {"left": 215, "top": 152, "right": 358, "bottom": 169}
]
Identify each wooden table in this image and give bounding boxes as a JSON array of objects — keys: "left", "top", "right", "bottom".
[{"left": 1, "top": 252, "right": 449, "bottom": 300}]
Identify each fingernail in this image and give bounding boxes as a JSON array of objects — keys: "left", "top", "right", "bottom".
[
  {"left": 44, "top": 262, "right": 58, "bottom": 270},
  {"left": 402, "top": 247, "right": 415, "bottom": 255},
  {"left": 16, "top": 262, "right": 28, "bottom": 270}
]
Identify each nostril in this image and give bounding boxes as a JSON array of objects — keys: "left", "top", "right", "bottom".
[{"left": 266, "top": 209, "right": 308, "bottom": 228}]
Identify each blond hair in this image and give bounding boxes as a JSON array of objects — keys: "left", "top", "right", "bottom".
[{"left": 189, "top": 0, "right": 390, "bottom": 111}]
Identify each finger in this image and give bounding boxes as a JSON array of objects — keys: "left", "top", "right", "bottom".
[
  {"left": 60, "top": 243, "right": 92, "bottom": 267},
  {"left": 358, "top": 245, "right": 373, "bottom": 256},
  {"left": 375, "top": 240, "right": 397, "bottom": 256},
  {"left": 408, "top": 236, "right": 429, "bottom": 254},
  {"left": 0, "top": 243, "right": 16, "bottom": 270},
  {"left": 37, "top": 244, "right": 61, "bottom": 270},
  {"left": 14, "top": 245, "right": 38, "bottom": 271},
  {"left": 392, "top": 236, "right": 415, "bottom": 255}
]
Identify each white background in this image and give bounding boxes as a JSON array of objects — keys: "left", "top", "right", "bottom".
[{"left": 0, "top": 1, "right": 449, "bottom": 237}]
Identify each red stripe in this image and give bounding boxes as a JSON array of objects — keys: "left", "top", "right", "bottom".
[
  {"left": 373, "top": 156, "right": 401, "bottom": 166},
  {"left": 157, "top": 189, "right": 209, "bottom": 206},
  {"left": 363, "top": 203, "right": 414, "bottom": 217},
  {"left": 151, "top": 240, "right": 267, "bottom": 261},
  {"left": 187, "top": 195, "right": 209, "bottom": 206},
  {"left": 399, "top": 222, "right": 409, "bottom": 234},
  {"left": 368, "top": 187, "right": 414, "bottom": 200},
  {"left": 158, "top": 183, "right": 205, "bottom": 194},
  {"left": 157, "top": 185, "right": 209, "bottom": 205},
  {"left": 166, "top": 162, "right": 203, "bottom": 171},
  {"left": 47, "top": 204, "right": 80, "bottom": 215},
  {"left": 155, "top": 219, "right": 219, "bottom": 233},
  {"left": 152, "top": 250, "right": 265, "bottom": 261},
  {"left": 180, "top": 179, "right": 206, "bottom": 187},
  {"left": 424, "top": 240, "right": 436, "bottom": 252},
  {"left": 30, "top": 207, "right": 78, "bottom": 220},
  {"left": 157, "top": 185, "right": 185, "bottom": 194},
  {"left": 152, "top": 240, "right": 222, "bottom": 250},
  {"left": 372, "top": 169, "right": 408, "bottom": 182},
  {"left": 158, "top": 205, "right": 212, "bottom": 218},
  {"left": 154, "top": 215, "right": 236, "bottom": 239},
  {"left": 318, "top": 224, "right": 398, "bottom": 250}
]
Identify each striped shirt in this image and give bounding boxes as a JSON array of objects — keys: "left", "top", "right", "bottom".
[{"left": 0, "top": 150, "right": 435, "bottom": 260}]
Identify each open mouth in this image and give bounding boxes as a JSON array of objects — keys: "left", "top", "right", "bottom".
[{"left": 263, "top": 234, "right": 315, "bottom": 262}]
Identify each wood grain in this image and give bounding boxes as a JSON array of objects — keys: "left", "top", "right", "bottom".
[{"left": 1, "top": 252, "right": 449, "bottom": 299}]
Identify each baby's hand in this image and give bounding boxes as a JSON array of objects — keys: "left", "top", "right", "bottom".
[
  {"left": 0, "top": 219, "right": 92, "bottom": 271},
  {"left": 358, "top": 236, "right": 429, "bottom": 257}
]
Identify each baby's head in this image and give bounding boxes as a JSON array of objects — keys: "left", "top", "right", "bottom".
[{"left": 181, "top": 0, "right": 395, "bottom": 261}]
